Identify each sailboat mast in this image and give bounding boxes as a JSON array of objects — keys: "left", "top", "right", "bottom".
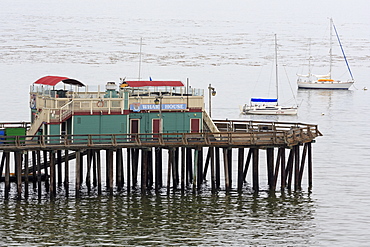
[
  {"left": 308, "top": 38, "right": 312, "bottom": 77},
  {"left": 329, "top": 18, "right": 333, "bottom": 79},
  {"left": 275, "top": 34, "right": 279, "bottom": 104},
  {"left": 138, "top": 37, "right": 142, "bottom": 81}
]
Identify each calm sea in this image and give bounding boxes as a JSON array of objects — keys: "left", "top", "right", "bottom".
[{"left": 1, "top": 0, "right": 370, "bottom": 246}]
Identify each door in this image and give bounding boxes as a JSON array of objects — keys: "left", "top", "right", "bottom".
[
  {"left": 152, "top": 119, "right": 161, "bottom": 138},
  {"left": 190, "top": 118, "right": 200, "bottom": 133},
  {"left": 130, "top": 119, "right": 140, "bottom": 141}
]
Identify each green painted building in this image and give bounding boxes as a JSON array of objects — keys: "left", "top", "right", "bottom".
[{"left": 28, "top": 76, "right": 214, "bottom": 137}]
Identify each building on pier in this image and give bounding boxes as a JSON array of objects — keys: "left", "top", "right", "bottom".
[{"left": 28, "top": 76, "right": 215, "bottom": 137}]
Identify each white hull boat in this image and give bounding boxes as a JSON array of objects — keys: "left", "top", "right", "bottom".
[
  {"left": 297, "top": 18, "right": 354, "bottom": 90},
  {"left": 241, "top": 104, "right": 298, "bottom": 115},
  {"left": 297, "top": 79, "right": 353, "bottom": 90}
]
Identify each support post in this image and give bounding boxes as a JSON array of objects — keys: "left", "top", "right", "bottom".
[
  {"left": 127, "top": 148, "right": 131, "bottom": 193},
  {"left": 308, "top": 142, "right": 313, "bottom": 190},
  {"left": 252, "top": 148, "right": 259, "bottom": 193},
  {"left": 64, "top": 149, "right": 69, "bottom": 194},
  {"left": 16, "top": 151, "right": 22, "bottom": 199},
  {"left": 24, "top": 151, "right": 29, "bottom": 198},
  {"left": 223, "top": 148, "right": 230, "bottom": 193},
  {"left": 49, "top": 151, "right": 55, "bottom": 198},
  {"left": 75, "top": 150, "right": 81, "bottom": 198},
  {"left": 237, "top": 148, "right": 244, "bottom": 192},
  {"left": 266, "top": 148, "right": 274, "bottom": 191},
  {"left": 5, "top": 152, "right": 10, "bottom": 199}
]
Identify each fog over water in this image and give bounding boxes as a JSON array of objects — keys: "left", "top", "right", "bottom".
[{"left": 1, "top": 0, "right": 370, "bottom": 246}]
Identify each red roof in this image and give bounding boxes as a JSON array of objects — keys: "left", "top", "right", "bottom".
[
  {"left": 34, "top": 76, "right": 85, "bottom": 87},
  {"left": 125, "top": 81, "right": 184, "bottom": 87}
]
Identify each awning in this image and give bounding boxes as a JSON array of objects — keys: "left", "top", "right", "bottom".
[
  {"left": 125, "top": 81, "right": 184, "bottom": 87},
  {"left": 34, "top": 76, "right": 85, "bottom": 87}
]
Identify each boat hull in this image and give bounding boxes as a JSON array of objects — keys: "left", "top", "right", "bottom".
[
  {"left": 298, "top": 81, "right": 353, "bottom": 90},
  {"left": 241, "top": 106, "right": 298, "bottom": 115}
]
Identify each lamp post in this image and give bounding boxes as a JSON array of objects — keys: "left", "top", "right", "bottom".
[
  {"left": 208, "top": 84, "right": 216, "bottom": 118},
  {"left": 154, "top": 95, "right": 163, "bottom": 133}
]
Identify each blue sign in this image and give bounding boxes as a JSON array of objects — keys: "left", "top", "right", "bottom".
[{"left": 130, "top": 103, "right": 187, "bottom": 112}]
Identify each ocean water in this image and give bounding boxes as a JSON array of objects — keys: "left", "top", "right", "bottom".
[{"left": 1, "top": 0, "right": 370, "bottom": 246}]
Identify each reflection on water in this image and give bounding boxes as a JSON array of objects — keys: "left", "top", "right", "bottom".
[{"left": 0, "top": 192, "right": 315, "bottom": 246}]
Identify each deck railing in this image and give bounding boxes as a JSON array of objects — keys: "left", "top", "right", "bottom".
[{"left": 0, "top": 127, "right": 321, "bottom": 151}]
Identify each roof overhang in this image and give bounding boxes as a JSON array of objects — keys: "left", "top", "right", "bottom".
[
  {"left": 125, "top": 81, "right": 184, "bottom": 87},
  {"left": 34, "top": 76, "right": 85, "bottom": 87}
]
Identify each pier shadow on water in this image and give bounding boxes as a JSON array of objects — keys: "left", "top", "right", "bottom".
[{"left": 0, "top": 190, "right": 316, "bottom": 246}]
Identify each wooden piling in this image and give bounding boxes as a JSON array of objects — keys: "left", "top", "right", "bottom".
[
  {"left": 96, "top": 150, "right": 102, "bottom": 194},
  {"left": 147, "top": 148, "right": 153, "bottom": 189},
  {"left": 116, "top": 148, "right": 123, "bottom": 191},
  {"left": 132, "top": 149, "right": 139, "bottom": 188},
  {"left": 43, "top": 150, "right": 49, "bottom": 192},
  {"left": 193, "top": 148, "right": 197, "bottom": 192},
  {"left": 32, "top": 151, "right": 36, "bottom": 191},
  {"left": 167, "top": 148, "right": 172, "bottom": 193},
  {"left": 203, "top": 148, "right": 211, "bottom": 182},
  {"left": 127, "top": 148, "right": 131, "bottom": 193},
  {"left": 227, "top": 148, "right": 232, "bottom": 188},
  {"left": 86, "top": 149, "right": 92, "bottom": 192},
  {"left": 64, "top": 149, "right": 69, "bottom": 194},
  {"left": 266, "top": 148, "right": 274, "bottom": 191},
  {"left": 186, "top": 148, "right": 192, "bottom": 187},
  {"left": 223, "top": 148, "right": 230, "bottom": 193},
  {"left": 308, "top": 142, "right": 313, "bottom": 190},
  {"left": 0, "top": 152, "right": 5, "bottom": 181},
  {"left": 92, "top": 150, "right": 97, "bottom": 187},
  {"left": 142, "top": 149, "right": 148, "bottom": 194},
  {"left": 210, "top": 147, "right": 216, "bottom": 193},
  {"left": 49, "top": 151, "right": 55, "bottom": 198},
  {"left": 108, "top": 149, "right": 114, "bottom": 195},
  {"left": 5, "top": 152, "right": 10, "bottom": 199},
  {"left": 16, "top": 151, "right": 22, "bottom": 199},
  {"left": 75, "top": 150, "right": 81, "bottom": 197},
  {"left": 242, "top": 148, "right": 252, "bottom": 183},
  {"left": 24, "top": 151, "right": 29, "bottom": 198},
  {"left": 273, "top": 148, "right": 282, "bottom": 191},
  {"left": 181, "top": 146, "right": 185, "bottom": 192},
  {"left": 294, "top": 145, "right": 300, "bottom": 191},
  {"left": 252, "top": 148, "right": 259, "bottom": 193},
  {"left": 197, "top": 147, "right": 203, "bottom": 190},
  {"left": 237, "top": 148, "right": 244, "bottom": 192},
  {"left": 215, "top": 147, "right": 220, "bottom": 190},
  {"left": 171, "top": 148, "right": 177, "bottom": 191},
  {"left": 173, "top": 148, "right": 179, "bottom": 189},
  {"left": 286, "top": 149, "right": 294, "bottom": 190},
  {"left": 298, "top": 143, "right": 308, "bottom": 190},
  {"left": 57, "top": 150, "right": 62, "bottom": 186},
  {"left": 37, "top": 150, "right": 42, "bottom": 199}
]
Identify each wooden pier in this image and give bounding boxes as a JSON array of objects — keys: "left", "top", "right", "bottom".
[{"left": 0, "top": 120, "right": 322, "bottom": 199}]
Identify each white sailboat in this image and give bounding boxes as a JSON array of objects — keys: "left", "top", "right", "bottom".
[
  {"left": 297, "top": 18, "right": 354, "bottom": 90},
  {"left": 241, "top": 34, "right": 298, "bottom": 115}
]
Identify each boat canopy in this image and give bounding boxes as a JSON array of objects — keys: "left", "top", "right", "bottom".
[
  {"left": 34, "top": 76, "right": 85, "bottom": 87},
  {"left": 251, "top": 98, "right": 278, "bottom": 103},
  {"left": 125, "top": 81, "right": 184, "bottom": 87}
]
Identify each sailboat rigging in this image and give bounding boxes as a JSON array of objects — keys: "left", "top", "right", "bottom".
[
  {"left": 241, "top": 34, "right": 298, "bottom": 115},
  {"left": 297, "top": 18, "right": 354, "bottom": 89}
]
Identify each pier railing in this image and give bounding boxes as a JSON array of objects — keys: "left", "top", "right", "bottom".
[{"left": 0, "top": 121, "right": 321, "bottom": 151}]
